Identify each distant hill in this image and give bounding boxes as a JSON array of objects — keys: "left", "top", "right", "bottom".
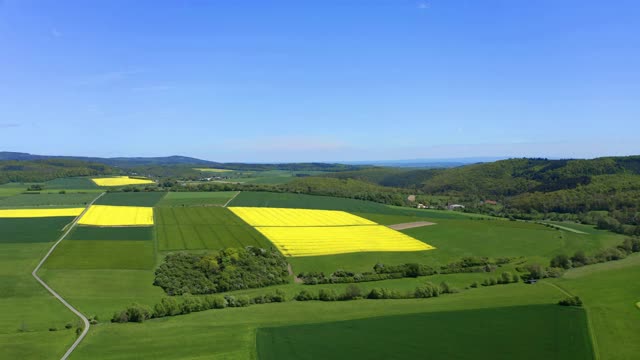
[{"left": 0, "top": 152, "right": 217, "bottom": 167}]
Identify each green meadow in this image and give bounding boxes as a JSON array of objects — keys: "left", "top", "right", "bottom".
[
  {"left": 0, "top": 193, "right": 98, "bottom": 208},
  {"left": 157, "top": 191, "right": 238, "bottom": 207},
  {"left": 94, "top": 192, "right": 167, "bottom": 207}
]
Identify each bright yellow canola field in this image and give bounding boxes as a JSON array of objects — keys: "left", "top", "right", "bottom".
[
  {"left": 257, "top": 225, "right": 434, "bottom": 257},
  {"left": 228, "top": 207, "right": 376, "bottom": 227},
  {"left": 77, "top": 205, "right": 154, "bottom": 226},
  {"left": 91, "top": 176, "right": 155, "bottom": 187},
  {"left": 0, "top": 208, "right": 85, "bottom": 218}
]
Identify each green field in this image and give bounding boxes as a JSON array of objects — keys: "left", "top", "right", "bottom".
[
  {"left": 156, "top": 207, "right": 271, "bottom": 251},
  {"left": 0, "top": 217, "right": 78, "bottom": 359},
  {"left": 157, "top": 191, "right": 238, "bottom": 207},
  {"left": 44, "top": 177, "right": 99, "bottom": 190},
  {"left": 229, "top": 191, "right": 403, "bottom": 214},
  {"left": 44, "top": 240, "right": 155, "bottom": 270},
  {"left": 68, "top": 226, "right": 153, "bottom": 241},
  {"left": 257, "top": 305, "right": 593, "bottom": 360},
  {"left": 94, "top": 192, "right": 167, "bottom": 207},
  {"left": 551, "top": 254, "right": 640, "bottom": 360},
  {"left": 0, "top": 193, "right": 98, "bottom": 208}
]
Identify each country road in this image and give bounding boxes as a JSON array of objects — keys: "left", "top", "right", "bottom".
[{"left": 31, "top": 192, "right": 105, "bottom": 360}]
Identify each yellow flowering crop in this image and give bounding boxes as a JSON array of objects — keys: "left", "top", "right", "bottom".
[
  {"left": 230, "top": 207, "right": 434, "bottom": 257},
  {"left": 91, "top": 176, "right": 155, "bottom": 187},
  {"left": 78, "top": 205, "right": 154, "bottom": 226},
  {"left": 228, "top": 207, "right": 376, "bottom": 227},
  {"left": 194, "top": 168, "right": 234, "bottom": 172},
  {"left": 0, "top": 208, "right": 85, "bottom": 218},
  {"left": 256, "top": 225, "right": 434, "bottom": 257}
]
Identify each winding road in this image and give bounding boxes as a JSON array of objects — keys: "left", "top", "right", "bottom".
[{"left": 31, "top": 192, "right": 105, "bottom": 360}]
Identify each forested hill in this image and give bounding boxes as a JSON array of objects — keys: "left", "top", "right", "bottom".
[
  {"left": 326, "top": 156, "right": 640, "bottom": 196},
  {"left": 0, "top": 159, "right": 117, "bottom": 184}
]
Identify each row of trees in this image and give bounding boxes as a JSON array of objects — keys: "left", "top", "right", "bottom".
[{"left": 549, "top": 238, "right": 640, "bottom": 270}]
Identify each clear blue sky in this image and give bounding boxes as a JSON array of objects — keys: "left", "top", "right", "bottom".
[{"left": 1, "top": 0, "right": 638, "bottom": 162}]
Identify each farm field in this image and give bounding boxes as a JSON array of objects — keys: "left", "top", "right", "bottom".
[
  {"left": 157, "top": 191, "right": 238, "bottom": 207},
  {"left": 155, "top": 207, "right": 271, "bottom": 251},
  {"left": 551, "top": 254, "right": 640, "bottom": 360},
  {"left": 0, "top": 193, "right": 98, "bottom": 208},
  {"left": 69, "top": 282, "right": 572, "bottom": 359},
  {"left": 68, "top": 225, "right": 153, "bottom": 241},
  {"left": 257, "top": 305, "right": 593, "bottom": 360},
  {"left": 44, "top": 177, "right": 100, "bottom": 190},
  {"left": 0, "top": 207, "right": 84, "bottom": 218},
  {"left": 229, "top": 207, "right": 377, "bottom": 227},
  {"left": 78, "top": 205, "right": 154, "bottom": 226},
  {"left": 0, "top": 217, "right": 78, "bottom": 359},
  {"left": 43, "top": 240, "right": 155, "bottom": 270},
  {"left": 91, "top": 176, "right": 155, "bottom": 187},
  {"left": 94, "top": 191, "right": 166, "bottom": 207}
]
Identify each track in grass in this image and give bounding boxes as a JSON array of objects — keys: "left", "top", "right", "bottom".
[
  {"left": 257, "top": 305, "right": 594, "bottom": 360},
  {"left": 155, "top": 207, "right": 271, "bottom": 251},
  {"left": 94, "top": 192, "right": 167, "bottom": 207}
]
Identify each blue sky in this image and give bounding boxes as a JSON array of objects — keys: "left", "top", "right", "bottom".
[{"left": 1, "top": 0, "right": 638, "bottom": 162}]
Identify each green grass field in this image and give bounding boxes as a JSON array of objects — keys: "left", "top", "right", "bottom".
[
  {"left": 0, "top": 217, "right": 78, "bottom": 359},
  {"left": 44, "top": 240, "right": 155, "bottom": 270},
  {"left": 67, "top": 226, "right": 153, "bottom": 241},
  {"left": 157, "top": 191, "right": 238, "bottom": 207},
  {"left": 0, "top": 193, "right": 98, "bottom": 208},
  {"left": 257, "top": 305, "right": 593, "bottom": 360},
  {"left": 551, "top": 254, "right": 640, "bottom": 360},
  {"left": 156, "top": 207, "right": 271, "bottom": 251},
  {"left": 44, "top": 177, "right": 99, "bottom": 189},
  {"left": 94, "top": 192, "right": 167, "bottom": 207}
]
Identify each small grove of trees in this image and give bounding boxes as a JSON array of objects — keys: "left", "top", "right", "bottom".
[
  {"left": 153, "top": 247, "right": 289, "bottom": 295},
  {"left": 549, "top": 238, "right": 640, "bottom": 270},
  {"left": 295, "top": 282, "right": 460, "bottom": 302},
  {"left": 479, "top": 272, "right": 520, "bottom": 287},
  {"left": 558, "top": 296, "right": 583, "bottom": 307},
  {"left": 112, "top": 290, "right": 286, "bottom": 323}
]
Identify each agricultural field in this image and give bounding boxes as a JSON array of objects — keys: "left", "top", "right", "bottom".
[
  {"left": 0, "top": 208, "right": 84, "bottom": 218},
  {"left": 94, "top": 191, "right": 166, "bottom": 207},
  {"left": 195, "top": 170, "right": 329, "bottom": 185},
  {"left": 91, "top": 176, "right": 155, "bottom": 187},
  {"left": 78, "top": 205, "right": 154, "bottom": 226},
  {"left": 0, "top": 216, "right": 78, "bottom": 359},
  {"left": 44, "top": 240, "right": 155, "bottom": 270},
  {"left": 0, "top": 193, "right": 98, "bottom": 208},
  {"left": 229, "top": 207, "right": 377, "bottom": 227},
  {"left": 157, "top": 191, "right": 238, "bottom": 207},
  {"left": 155, "top": 207, "right": 271, "bottom": 251},
  {"left": 257, "top": 305, "right": 593, "bottom": 360}
]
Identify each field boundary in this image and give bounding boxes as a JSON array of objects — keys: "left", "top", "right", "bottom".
[
  {"left": 223, "top": 191, "right": 241, "bottom": 207},
  {"left": 31, "top": 191, "right": 105, "bottom": 360}
]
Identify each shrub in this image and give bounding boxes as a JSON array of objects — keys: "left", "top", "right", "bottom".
[
  {"left": 550, "top": 254, "right": 572, "bottom": 269},
  {"left": 414, "top": 282, "right": 440, "bottom": 298},
  {"left": 112, "top": 303, "right": 152, "bottom": 323},
  {"left": 318, "top": 289, "right": 338, "bottom": 301},
  {"left": 342, "top": 284, "right": 362, "bottom": 300},
  {"left": 65, "top": 323, "right": 73, "bottom": 329},
  {"left": 295, "top": 290, "right": 316, "bottom": 301},
  {"left": 558, "top": 296, "right": 583, "bottom": 307}
]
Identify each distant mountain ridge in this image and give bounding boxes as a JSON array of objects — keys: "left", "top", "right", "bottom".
[{"left": 0, "top": 152, "right": 217, "bottom": 166}]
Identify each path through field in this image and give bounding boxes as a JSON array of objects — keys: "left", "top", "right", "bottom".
[
  {"left": 223, "top": 191, "right": 240, "bottom": 207},
  {"left": 387, "top": 221, "right": 436, "bottom": 230},
  {"left": 32, "top": 192, "right": 105, "bottom": 360}
]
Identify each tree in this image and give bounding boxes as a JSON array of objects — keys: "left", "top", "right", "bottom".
[
  {"left": 343, "top": 284, "right": 362, "bottom": 300},
  {"left": 414, "top": 282, "right": 441, "bottom": 298}
]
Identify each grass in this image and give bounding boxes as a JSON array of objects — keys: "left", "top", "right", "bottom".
[
  {"left": 0, "top": 193, "right": 98, "bottom": 208},
  {"left": 288, "top": 215, "right": 625, "bottom": 274},
  {"left": 0, "top": 217, "right": 78, "bottom": 359},
  {"left": 551, "top": 254, "right": 640, "bottom": 360},
  {"left": 44, "top": 177, "right": 99, "bottom": 189},
  {"left": 70, "top": 282, "right": 567, "bottom": 359},
  {"left": 229, "top": 191, "right": 402, "bottom": 214},
  {"left": 257, "top": 305, "right": 593, "bottom": 360},
  {"left": 43, "top": 240, "right": 155, "bottom": 270},
  {"left": 68, "top": 226, "right": 154, "bottom": 241},
  {"left": 156, "top": 207, "right": 271, "bottom": 251},
  {"left": 157, "top": 191, "right": 238, "bottom": 207},
  {"left": 94, "top": 192, "right": 166, "bottom": 207}
]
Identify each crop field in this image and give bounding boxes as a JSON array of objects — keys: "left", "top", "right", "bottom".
[
  {"left": 0, "top": 207, "right": 84, "bottom": 218},
  {"left": 229, "top": 191, "right": 402, "bottom": 214},
  {"left": 0, "top": 193, "right": 97, "bottom": 208},
  {"left": 68, "top": 226, "right": 153, "bottom": 241},
  {"left": 91, "top": 176, "right": 155, "bottom": 187},
  {"left": 44, "top": 240, "right": 155, "bottom": 270},
  {"left": 157, "top": 191, "right": 238, "bottom": 207},
  {"left": 155, "top": 207, "right": 271, "bottom": 251},
  {"left": 257, "top": 305, "right": 593, "bottom": 360},
  {"left": 94, "top": 191, "right": 166, "bottom": 206},
  {"left": 0, "top": 217, "right": 78, "bottom": 359},
  {"left": 258, "top": 225, "right": 433, "bottom": 257},
  {"left": 78, "top": 205, "right": 154, "bottom": 226},
  {"left": 193, "top": 168, "right": 233, "bottom": 172},
  {"left": 44, "top": 177, "right": 99, "bottom": 189},
  {"left": 229, "top": 207, "right": 377, "bottom": 227}
]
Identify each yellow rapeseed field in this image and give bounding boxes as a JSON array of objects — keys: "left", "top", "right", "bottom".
[
  {"left": 91, "top": 176, "right": 155, "bottom": 187},
  {"left": 228, "top": 207, "right": 376, "bottom": 227},
  {"left": 230, "top": 207, "right": 434, "bottom": 257},
  {"left": 0, "top": 208, "right": 85, "bottom": 218},
  {"left": 256, "top": 225, "right": 434, "bottom": 257},
  {"left": 77, "top": 205, "right": 154, "bottom": 226}
]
